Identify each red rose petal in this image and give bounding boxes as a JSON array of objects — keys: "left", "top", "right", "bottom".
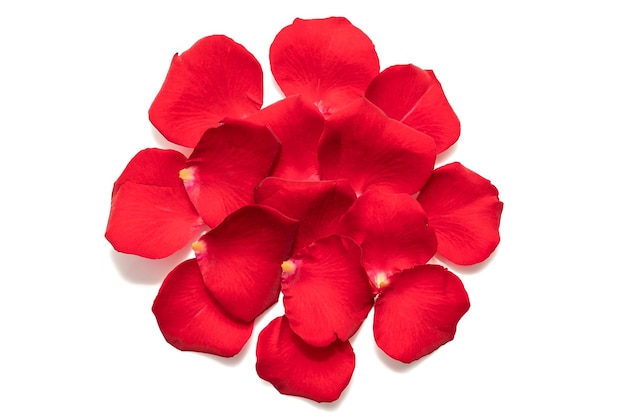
[
  {"left": 182, "top": 119, "right": 281, "bottom": 227},
  {"left": 281, "top": 236, "right": 373, "bottom": 346},
  {"left": 255, "top": 177, "right": 357, "bottom": 252},
  {"left": 366, "top": 65, "right": 460, "bottom": 153},
  {"left": 373, "top": 265, "right": 470, "bottom": 363},
  {"left": 256, "top": 316, "right": 355, "bottom": 403},
  {"left": 338, "top": 189, "right": 437, "bottom": 277},
  {"left": 112, "top": 148, "right": 188, "bottom": 194},
  {"left": 193, "top": 205, "right": 298, "bottom": 323},
  {"left": 149, "top": 35, "right": 263, "bottom": 147},
  {"left": 247, "top": 95, "right": 325, "bottom": 181},
  {"left": 105, "top": 149, "right": 203, "bottom": 259},
  {"left": 318, "top": 98, "right": 436, "bottom": 196},
  {"left": 152, "top": 259, "right": 253, "bottom": 357},
  {"left": 417, "top": 162, "right": 503, "bottom": 265},
  {"left": 270, "top": 17, "right": 379, "bottom": 116}
]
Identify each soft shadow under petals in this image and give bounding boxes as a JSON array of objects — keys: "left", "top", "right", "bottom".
[
  {"left": 374, "top": 343, "right": 428, "bottom": 372},
  {"left": 438, "top": 246, "right": 500, "bottom": 276},
  {"left": 151, "top": 126, "right": 193, "bottom": 157},
  {"left": 110, "top": 246, "right": 193, "bottom": 285}
]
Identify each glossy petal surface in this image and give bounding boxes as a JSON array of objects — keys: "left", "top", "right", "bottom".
[
  {"left": 256, "top": 316, "right": 355, "bottom": 403},
  {"left": 152, "top": 259, "right": 253, "bottom": 357},
  {"left": 366, "top": 65, "right": 460, "bottom": 153},
  {"left": 282, "top": 236, "right": 373, "bottom": 346},
  {"left": 338, "top": 189, "right": 437, "bottom": 276},
  {"left": 318, "top": 98, "right": 436, "bottom": 196},
  {"left": 183, "top": 120, "right": 280, "bottom": 227},
  {"left": 247, "top": 95, "right": 325, "bottom": 180},
  {"left": 374, "top": 265, "right": 470, "bottom": 363},
  {"left": 105, "top": 149, "right": 202, "bottom": 258},
  {"left": 270, "top": 17, "right": 379, "bottom": 116},
  {"left": 418, "top": 162, "right": 503, "bottom": 265},
  {"left": 193, "top": 205, "right": 298, "bottom": 322},
  {"left": 255, "top": 177, "right": 356, "bottom": 252},
  {"left": 149, "top": 35, "right": 263, "bottom": 147}
]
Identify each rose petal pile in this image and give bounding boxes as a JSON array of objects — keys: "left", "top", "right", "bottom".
[{"left": 105, "top": 17, "right": 503, "bottom": 403}]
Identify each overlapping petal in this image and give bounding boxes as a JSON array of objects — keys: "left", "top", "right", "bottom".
[
  {"left": 255, "top": 177, "right": 356, "bottom": 252},
  {"left": 338, "top": 189, "right": 437, "bottom": 277},
  {"left": 366, "top": 65, "right": 460, "bottom": 153},
  {"left": 193, "top": 205, "right": 298, "bottom": 323},
  {"left": 105, "top": 149, "right": 203, "bottom": 259},
  {"left": 246, "top": 95, "right": 325, "bottom": 180},
  {"left": 270, "top": 17, "right": 379, "bottom": 116},
  {"left": 106, "top": 16, "right": 502, "bottom": 403},
  {"left": 256, "top": 316, "right": 356, "bottom": 403},
  {"left": 418, "top": 162, "right": 503, "bottom": 265},
  {"left": 318, "top": 98, "right": 436, "bottom": 196},
  {"left": 182, "top": 119, "right": 280, "bottom": 227},
  {"left": 373, "top": 265, "right": 470, "bottom": 363},
  {"left": 149, "top": 35, "right": 263, "bottom": 148},
  {"left": 281, "top": 236, "right": 373, "bottom": 347},
  {"left": 152, "top": 259, "right": 253, "bottom": 357}
]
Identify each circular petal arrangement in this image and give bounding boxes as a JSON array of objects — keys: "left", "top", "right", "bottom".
[{"left": 105, "top": 16, "right": 503, "bottom": 403}]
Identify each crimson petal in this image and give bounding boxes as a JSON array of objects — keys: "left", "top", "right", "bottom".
[
  {"left": 247, "top": 95, "right": 325, "bottom": 180},
  {"left": 338, "top": 189, "right": 437, "bottom": 277},
  {"left": 111, "top": 148, "right": 188, "bottom": 194},
  {"left": 152, "top": 259, "right": 253, "bottom": 356},
  {"left": 374, "top": 265, "right": 470, "bottom": 363},
  {"left": 149, "top": 35, "right": 263, "bottom": 147},
  {"left": 256, "top": 316, "right": 355, "bottom": 403},
  {"left": 255, "top": 177, "right": 356, "bottom": 252},
  {"left": 417, "top": 162, "right": 503, "bottom": 265},
  {"left": 270, "top": 17, "right": 379, "bottom": 116},
  {"left": 182, "top": 119, "right": 280, "bottom": 227},
  {"left": 193, "top": 205, "right": 298, "bottom": 323},
  {"left": 281, "top": 236, "right": 373, "bottom": 346},
  {"left": 318, "top": 98, "right": 436, "bottom": 196},
  {"left": 366, "top": 65, "right": 460, "bottom": 153},
  {"left": 105, "top": 149, "right": 203, "bottom": 259}
]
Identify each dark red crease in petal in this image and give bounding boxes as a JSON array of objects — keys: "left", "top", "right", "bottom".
[
  {"left": 106, "top": 149, "right": 203, "bottom": 259},
  {"left": 366, "top": 65, "right": 460, "bottom": 153}
]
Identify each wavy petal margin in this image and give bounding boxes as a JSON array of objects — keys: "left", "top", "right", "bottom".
[
  {"left": 149, "top": 35, "right": 263, "bottom": 147},
  {"left": 105, "top": 149, "right": 203, "bottom": 259},
  {"left": 270, "top": 17, "right": 379, "bottom": 116},
  {"left": 152, "top": 259, "right": 253, "bottom": 357},
  {"left": 193, "top": 205, "right": 298, "bottom": 323},
  {"left": 418, "top": 162, "right": 503, "bottom": 265},
  {"left": 366, "top": 65, "right": 460, "bottom": 153},
  {"left": 374, "top": 265, "right": 470, "bottom": 363},
  {"left": 256, "top": 316, "right": 355, "bottom": 403}
]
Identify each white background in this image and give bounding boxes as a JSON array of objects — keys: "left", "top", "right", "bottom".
[{"left": 1, "top": 1, "right": 624, "bottom": 415}]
